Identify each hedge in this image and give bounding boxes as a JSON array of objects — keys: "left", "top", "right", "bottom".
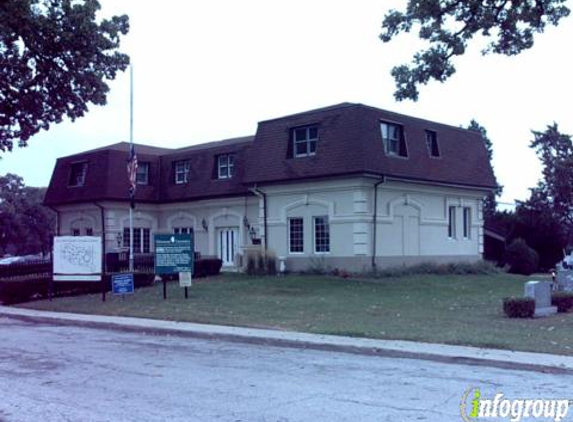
[
  {"left": 503, "top": 297, "right": 535, "bottom": 318},
  {"left": 551, "top": 292, "right": 573, "bottom": 313}
]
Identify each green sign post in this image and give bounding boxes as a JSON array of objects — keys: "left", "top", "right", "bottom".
[{"left": 154, "top": 234, "right": 194, "bottom": 299}]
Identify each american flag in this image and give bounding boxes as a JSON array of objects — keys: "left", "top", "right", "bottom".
[{"left": 127, "top": 145, "right": 138, "bottom": 207}]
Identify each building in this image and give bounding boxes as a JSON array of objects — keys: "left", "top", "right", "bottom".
[{"left": 44, "top": 102, "right": 497, "bottom": 272}]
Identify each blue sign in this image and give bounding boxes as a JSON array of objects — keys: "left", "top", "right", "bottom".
[{"left": 112, "top": 273, "right": 134, "bottom": 295}]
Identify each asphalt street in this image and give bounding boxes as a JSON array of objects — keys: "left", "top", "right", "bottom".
[{"left": 1, "top": 316, "right": 572, "bottom": 422}]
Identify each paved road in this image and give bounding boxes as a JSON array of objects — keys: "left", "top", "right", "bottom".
[{"left": 1, "top": 316, "right": 572, "bottom": 422}]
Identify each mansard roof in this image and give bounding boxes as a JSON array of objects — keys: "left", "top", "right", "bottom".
[{"left": 44, "top": 103, "right": 496, "bottom": 206}]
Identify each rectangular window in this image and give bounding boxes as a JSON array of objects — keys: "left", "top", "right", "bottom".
[
  {"left": 380, "top": 122, "right": 406, "bottom": 157},
  {"left": 463, "top": 207, "right": 471, "bottom": 239},
  {"left": 68, "top": 162, "right": 88, "bottom": 187},
  {"left": 448, "top": 206, "right": 456, "bottom": 239},
  {"left": 72, "top": 228, "right": 80, "bottom": 236},
  {"left": 217, "top": 154, "right": 235, "bottom": 179},
  {"left": 426, "top": 130, "right": 440, "bottom": 157},
  {"left": 174, "top": 160, "right": 191, "bottom": 184},
  {"left": 136, "top": 162, "right": 150, "bottom": 185},
  {"left": 293, "top": 126, "right": 318, "bottom": 158},
  {"left": 85, "top": 228, "right": 94, "bottom": 236},
  {"left": 123, "top": 227, "right": 151, "bottom": 253},
  {"left": 314, "top": 216, "right": 330, "bottom": 253},
  {"left": 288, "top": 218, "right": 304, "bottom": 253},
  {"left": 174, "top": 227, "right": 193, "bottom": 235}
]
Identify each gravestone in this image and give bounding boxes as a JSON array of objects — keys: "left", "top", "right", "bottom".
[
  {"left": 555, "top": 267, "right": 573, "bottom": 292},
  {"left": 524, "top": 281, "right": 557, "bottom": 317}
]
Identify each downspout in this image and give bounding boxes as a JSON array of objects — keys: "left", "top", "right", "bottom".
[
  {"left": 371, "top": 177, "right": 385, "bottom": 270},
  {"left": 249, "top": 185, "right": 268, "bottom": 252},
  {"left": 94, "top": 203, "right": 106, "bottom": 273}
]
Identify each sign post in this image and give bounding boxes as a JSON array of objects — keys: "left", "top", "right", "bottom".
[
  {"left": 112, "top": 273, "right": 135, "bottom": 299},
  {"left": 154, "top": 234, "right": 194, "bottom": 299}
]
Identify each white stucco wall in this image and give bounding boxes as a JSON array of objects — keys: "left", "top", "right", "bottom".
[{"left": 53, "top": 177, "right": 489, "bottom": 271}]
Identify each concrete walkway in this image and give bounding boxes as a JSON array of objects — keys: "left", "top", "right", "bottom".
[{"left": 1, "top": 305, "right": 572, "bottom": 374}]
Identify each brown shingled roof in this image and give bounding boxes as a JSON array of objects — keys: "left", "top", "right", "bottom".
[{"left": 45, "top": 103, "right": 496, "bottom": 207}]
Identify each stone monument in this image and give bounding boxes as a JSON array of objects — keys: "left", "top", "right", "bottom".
[{"left": 524, "top": 281, "right": 557, "bottom": 317}]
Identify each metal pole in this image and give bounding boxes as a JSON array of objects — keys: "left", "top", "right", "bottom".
[{"left": 129, "top": 64, "right": 134, "bottom": 273}]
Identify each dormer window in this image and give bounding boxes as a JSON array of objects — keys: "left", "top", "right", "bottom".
[
  {"left": 380, "top": 122, "right": 407, "bottom": 157},
  {"left": 174, "top": 160, "right": 191, "bottom": 184},
  {"left": 217, "top": 154, "right": 235, "bottom": 179},
  {"left": 136, "top": 162, "right": 150, "bottom": 185},
  {"left": 68, "top": 161, "right": 88, "bottom": 187},
  {"left": 426, "top": 130, "right": 440, "bottom": 157},
  {"left": 293, "top": 126, "right": 318, "bottom": 158}
]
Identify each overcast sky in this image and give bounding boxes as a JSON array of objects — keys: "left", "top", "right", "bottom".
[{"left": 1, "top": 0, "right": 572, "bottom": 209}]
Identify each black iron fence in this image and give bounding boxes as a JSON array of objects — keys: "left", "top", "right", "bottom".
[
  {"left": 0, "top": 253, "right": 222, "bottom": 280},
  {"left": 0, "top": 259, "right": 52, "bottom": 280}
]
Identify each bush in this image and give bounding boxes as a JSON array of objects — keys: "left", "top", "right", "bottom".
[
  {"left": 193, "top": 258, "right": 223, "bottom": 277},
  {"left": 551, "top": 292, "right": 573, "bottom": 313},
  {"left": 245, "top": 250, "right": 277, "bottom": 276},
  {"left": 505, "top": 238, "right": 539, "bottom": 275},
  {"left": 0, "top": 273, "right": 156, "bottom": 305},
  {"left": 367, "top": 260, "right": 500, "bottom": 279},
  {"left": 503, "top": 297, "right": 535, "bottom": 318}
]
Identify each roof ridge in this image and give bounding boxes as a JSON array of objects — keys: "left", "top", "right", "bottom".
[{"left": 258, "top": 102, "right": 361, "bottom": 124}]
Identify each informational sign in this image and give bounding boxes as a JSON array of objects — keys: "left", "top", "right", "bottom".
[
  {"left": 53, "top": 236, "right": 102, "bottom": 281},
  {"left": 154, "top": 234, "right": 194, "bottom": 275},
  {"left": 112, "top": 273, "right": 134, "bottom": 295},
  {"left": 179, "top": 271, "right": 192, "bottom": 287}
]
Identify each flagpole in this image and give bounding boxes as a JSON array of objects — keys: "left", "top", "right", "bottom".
[{"left": 129, "top": 64, "right": 134, "bottom": 273}]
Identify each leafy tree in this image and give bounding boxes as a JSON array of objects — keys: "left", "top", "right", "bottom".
[
  {"left": 380, "top": 1, "right": 570, "bottom": 101},
  {"left": 0, "top": 0, "right": 129, "bottom": 152},
  {"left": 0, "top": 173, "right": 55, "bottom": 256},
  {"left": 513, "top": 191, "right": 566, "bottom": 269},
  {"left": 529, "top": 124, "right": 573, "bottom": 228},
  {"left": 466, "top": 119, "right": 502, "bottom": 219}
]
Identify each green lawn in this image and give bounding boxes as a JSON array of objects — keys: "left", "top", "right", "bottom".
[{"left": 18, "top": 272, "right": 573, "bottom": 355}]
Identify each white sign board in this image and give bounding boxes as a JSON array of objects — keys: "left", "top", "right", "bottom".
[
  {"left": 53, "top": 236, "right": 102, "bottom": 281},
  {"left": 179, "top": 271, "right": 192, "bottom": 287}
]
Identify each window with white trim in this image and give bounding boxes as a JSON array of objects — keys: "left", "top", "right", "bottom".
[
  {"left": 123, "top": 227, "right": 151, "bottom": 253},
  {"left": 174, "top": 160, "right": 191, "bottom": 184},
  {"left": 288, "top": 218, "right": 304, "bottom": 253},
  {"left": 293, "top": 126, "right": 318, "bottom": 158},
  {"left": 463, "top": 207, "right": 471, "bottom": 239},
  {"left": 426, "top": 130, "right": 440, "bottom": 157},
  {"left": 68, "top": 162, "right": 88, "bottom": 187},
  {"left": 217, "top": 154, "right": 235, "bottom": 179},
  {"left": 174, "top": 227, "right": 193, "bottom": 235},
  {"left": 380, "top": 122, "right": 406, "bottom": 156},
  {"left": 136, "top": 162, "right": 150, "bottom": 185},
  {"left": 314, "top": 216, "right": 330, "bottom": 253},
  {"left": 448, "top": 206, "right": 456, "bottom": 239}
]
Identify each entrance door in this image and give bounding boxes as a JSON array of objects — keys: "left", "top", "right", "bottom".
[{"left": 217, "top": 227, "right": 239, "bottom": 266}]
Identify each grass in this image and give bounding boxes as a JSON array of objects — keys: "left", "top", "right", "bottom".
[{"left": 17, "top": 272, "right": 573, "bottom": 356}]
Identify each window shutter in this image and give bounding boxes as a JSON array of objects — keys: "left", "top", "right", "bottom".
[
  {"left": 286, "top": 129, "right": 294, "bottom": 158},
  {"left": 399, "top": 128, "right": 408, "bottom": 157},
  {"left": 212, "top": 156, "right": 219, "bottom": 179}
]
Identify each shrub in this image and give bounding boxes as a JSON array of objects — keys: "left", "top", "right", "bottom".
[
  {"left": 367, "top": 260, "right": 500, "bottom": 279},
  {"left": 503, "top": 297, "right": 535, "bottom": 318},
  {"left": 245, "top": 250, "right": 277, "bottom": 276},
  {"left": 505, "top": 238, "right": 539, "bottom": 275},
  {"left": 551, "top": 292, "right": 573, "bottom": 313},
  {"left": 0, "top": 273, "right": 156, "bottom": 305},
  {"left": 193, "top": 258, "right": 223, "bottom": 277}
]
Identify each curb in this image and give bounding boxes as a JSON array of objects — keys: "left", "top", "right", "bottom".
[{"left": 2, "top": 306, "right": 573, "bottom": 375}]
